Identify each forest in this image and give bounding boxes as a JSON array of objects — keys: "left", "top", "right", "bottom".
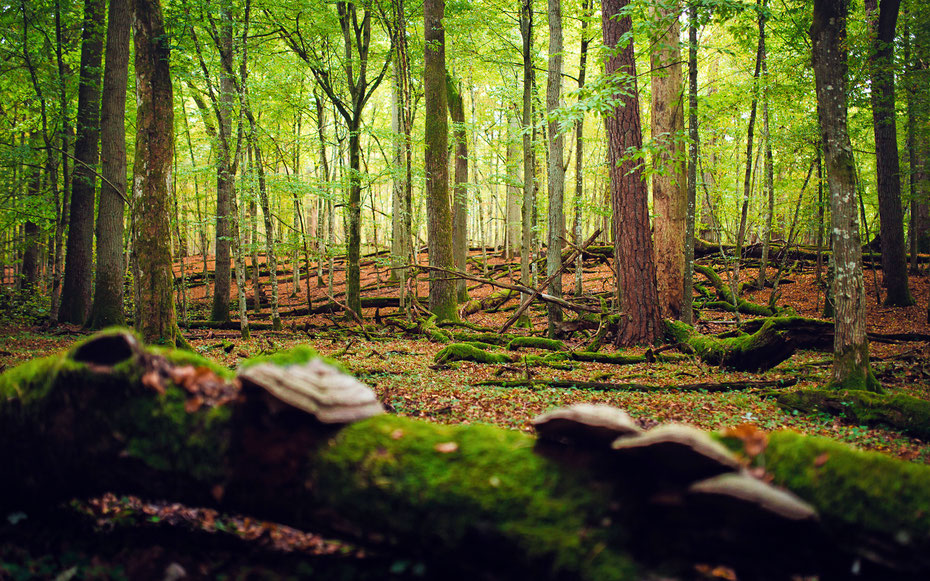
[{"left": 2, "top": 0, "right": 930, "bottom": 578}]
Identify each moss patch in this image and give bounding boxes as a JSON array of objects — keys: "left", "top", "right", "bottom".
[
  {"left": 435, "top": 343, "right": 513, "bottom": 365},
  {"left": 507, "top": 337, "right": 566, "bottom": 351},
  {"left": 311, "top": 415, "right": 637, "bottom": 580}
]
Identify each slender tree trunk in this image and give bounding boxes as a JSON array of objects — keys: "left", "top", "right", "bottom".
[
  {"left": 601, "top": 0, "right": 662, "bottom": 345},
  {"left": 60, "top": 0, "right": 105, "bottom": 325},
  {"left": 865, "top": 0, "right": 914, "bottom": 306},
  {"left": 519, "top": 0, "right": 535, "bottom": 326},
  {"left": 447, "top": 73, "right": 469, "bottom": 303},
  {"left": 210, "top": 19, "right": 236, "bottom": 323},
  {"left": 811, "top": 0, "right": 880, "bottom": 392},
  {"left": 682, "top": 1, "right": 699, "bottom": 325},
  {"left": 546, "top": 0, "right": 565, "bottom": 337},
  {"left": 132, "top": 0, "right": 178, "bottom": 345},
  {"left": 506, "top": 111, "right": 522, "bottom": 260},
  {"left": 757, "top": 0, "right": 775, "bottom": 288},
  {"left": 49, "top": 0, "right": 72, "bottom": 323},
  {"left": 650, "top": 0, "right": 686, "bottom": 319},
  {"left": 574, "top": 0, "right": 590, "bottom": 298},
  {"left": 424, "top": 0, "right": 458, "bottom": 322},
  {"left": 89, "top": 0, "right": 130, "bottom": 329}
]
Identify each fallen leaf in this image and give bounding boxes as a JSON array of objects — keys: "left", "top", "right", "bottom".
[
  {"left": 141, "top": 370, "right": 165, "bottom": 395},
  {"left": 434, "top": 442, "right": 458, "bottom": 453},
  {"left": 390, "top": 429, "right": 405, "bottom": 440},
  {"left": 721, "top": 423, "right": 768, "bottom": 457},
  {"left": 184, "top": 395, "right": 203, "bottom": 413},
  {"left": 814, "top": 452, "right": 830, "bottom": 467}
]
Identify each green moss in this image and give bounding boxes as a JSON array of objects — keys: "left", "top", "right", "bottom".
[
  {"left": 460, "top": 341, "right": 500, "bottom": 351},
  {"left": 434, "top": 343, "right": 514, "bottom": 365},
  {"left": 761, "top": 430, "right": 930, "bottom": 552},
  {"left": 826, "top": 367, "right": 882, "bottom": 394},
  {"left": 311, "top": 415, "right": 637, "bottom": 580},
  {"left": 150, "top": 345, "right": 235, "bottom": 380},
  {"left": 239, "top": 346, "right": 322, "bottom": 370},
  {"left": 569, "top": 351, "right": 647, "bottom": 365},
  {"left": 777, "top": 389, "right": 930, "bottom": 439},
  {"left": 451, "top": 331, "right": 517, "bottom": 346},
  {"left": 507, "top": 337, "right": 566, "bottom": 351},
  {"left": 664, "top": 319, "right": 793, "bottom": 371}
]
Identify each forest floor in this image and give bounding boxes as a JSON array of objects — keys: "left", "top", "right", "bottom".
[{"left": 2, "top": 249, "right": 929, "bottom": 579}]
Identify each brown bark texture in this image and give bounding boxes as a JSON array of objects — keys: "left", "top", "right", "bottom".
[
  {"left": 865, "top": 0, "right": 914, "bottom": 306},
  {"left": 601, "top": 0, "right": 662, "bottom": 345},
  {"left": 447, "top": 73, "right": 469, "bottom": 303},
  {"left": 132, "top": 0, "right": 177, "bottom": 345},
  {"left": 811, "top": 0, "right": 879, "bottom": 392},
  {"left": 89, "top": 0, "right": 131, "bottom": 329},
  {"left": 546, "top": 0, "right": 565, "bottom": 336},
  {"left": 60, "top": 0, "right": 105, "bottom": 325},
  {"left": 650, "top": 1, "right": 686, "bottom": 320}
]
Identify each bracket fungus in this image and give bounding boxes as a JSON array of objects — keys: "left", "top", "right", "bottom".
[
  {"left": 688, "top": 472, "right": 817, "bottom": 522},
  {"left": 532, "top": 404, "right": 643, "bottom": 446},
  {"left": 237, "top": 359, "right": 383, "bottom": 424},
  {"left": 610, "top": 424, "right": 742, "bottom": 484}
]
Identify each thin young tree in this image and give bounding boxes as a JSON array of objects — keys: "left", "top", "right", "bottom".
[
  {"left": 447, "top": 72, "right": 469, "bottom": 303},
  {"left": 519, "top": 0, "right": 535, "bottom": 326},
  {"left": 811, "top": 0, "right": 881, "bottom": 391},
  {"left": 573, "top": 0, "right": 591, "bottom": 298},
  {"left": 88, "top": 0, "right": 131, "bottom": 329},
  {"left": 424, "top": 0, "right": 458, "bottom": 322},
  {"left": 682, "top": 0, "right": 699, "bottom": 325},
  {"left": 601, "top": 0, "right": 662, "bottom": 345}
]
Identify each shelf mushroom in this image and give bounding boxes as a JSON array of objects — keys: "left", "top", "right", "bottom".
[{"left": 532, "top": 403, "right": 643, "bottom": 446}]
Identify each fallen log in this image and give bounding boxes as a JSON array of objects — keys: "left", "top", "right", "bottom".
[
  {"left": 460, "top": 288, "right": 517, "bottom": 316},
  {"left": 476, "top": 378, "right": 799, "bottom": 392},
  {"left": 665, "top": 320, "right": 796, "bottom": 372},
  {"left": 776, "top": 389, "right": 930, "bottom": 440},
  {"left": 3, "top": 330, "right": 930, "bottom": 577}
]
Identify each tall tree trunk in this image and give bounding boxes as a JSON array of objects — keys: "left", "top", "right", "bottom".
[
  {"left": 650, "top": 0, "right": 686, "bottom": 319},
  {"left": 89, "top": 0, "right": 131, "bottom": 329},
  {"left": 811, "top": 0, "right": 880, "bottom": 392},
  {"left": 389, "top": 0, "right": 413, "bottom": 313},
  {"left": 447, "top": 73, "right": 469, "bottom": 303},
  {"left": 546, "top": 0, "right": 565, "bottom": 337},
  {"left": 60, "top": 0, "right": 105, "bottom": 325},
  {"left": 424, "top": 0, "right": 457, "bottom": 322},
  {"left": 519, "top": 0, "right": 535, "bottom": 326},
  {"left": 865, "top": 0, "right": 914, "bottom": 306},
  {"left": 49, "top": 0, "right": 72, "bottom": 324},
  {"left": 132, "top": 0, "right": 178, "bottom": 345},
  {"left": 574, "top": 0, "right": 590, "bottom": 298},
  {"left": 505, "top": 111, "right": 522, "bottom": 260},
  {"left": 601, "top": 0, "right": 662, "bottom": 345},
  {"left": 757, "top": 0, "right": 775, "bottom": 288},
  {"left": 682, "top": 1, "right": 699, "bottom": 326}
]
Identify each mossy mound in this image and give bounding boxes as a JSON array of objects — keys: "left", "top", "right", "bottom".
[
  {"left": 776, "top": 389, "right": 930, "bottom": 439},
  {"left": 665, "top": 320, "right": 795, "bottom": 372},
  {"left": 311, "top": 414, "right": 638, "bottom": 580},
  {"left": 434, "top": 343, "right": 513, "bottom": 365},
  {"left": 507, "top": 337, "right": 566, "bottom": 351}
]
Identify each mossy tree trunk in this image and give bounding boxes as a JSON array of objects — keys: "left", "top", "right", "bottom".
[
  {"left": 424, "top": 0, "right": 459, "bottom": 323},
  {"left": 811, "top": 0, "right": 881, "bottom": 393},
  {"left": 3, "top": 331, "right": 930, "bottom": 578},
  {"left": 545, "top": 0, "right": 565, "bottom": 338},
  {"left": 132, "top": 0, "right": 178, "bottom": 346},
  {"left": 446, "top": 72, "right": 469, "bottom": 304}
]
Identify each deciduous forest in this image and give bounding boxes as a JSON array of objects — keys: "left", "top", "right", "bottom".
[{"left": 2, "top": 0, "right": 930, "bottom": 578}]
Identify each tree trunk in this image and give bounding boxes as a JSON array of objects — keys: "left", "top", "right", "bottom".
[
  {"left": 650, "top": 1, "right": 686, "bottom": 320},
  {"left": 60, "top": 0, "right": 105, "bottom": 325},
  {"left": 601, "top": 0, "right": 662, "bottom": 345},
  {"left": 505, "top": 111, "right": 522, "bottom": 260},
  {"left": 132, "top": 0, "right": 178, "bottom": 345},
  {"left": 546, "top": 0, "right": 565, "bottom": 338},
  {"left": 682, "top": 1, "right": 699, "bottom": 326},
  {"left": 866, "top": 0, "right": 914, "bottom": 306},
  {"left": 49, "top": 0, "right": 72, "bottom": 323},
  {"left": 210, "top": 20, "right": 236, "bottom": 324},
  {"left": 757, "top": 0, "right": 775, "bottom": 289},
  {"left": 389, "top": 0, "right": 412, "bottom": 312},
  {"left": 811, "top": 0, "right": 880, "bottom": 392},
  {"left": 446, "top": 73, "right": 469, "bottom": 303},
  {"left": 424, "top": 0, "right": 458, "bottom": 322},
  {"left": 519, "top": 0, "right": 535, "bottom": 328},
  {"left": 574, "top": 0, "right": 590, "bottom": 298},
  {"left": 89, "top": 0, "right": 130, "bottom": 329}
]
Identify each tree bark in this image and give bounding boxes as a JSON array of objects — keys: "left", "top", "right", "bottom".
[
  {"left": 132, "top": 0, "right": 178, "bottom": 345},
  {"left": 650, "top": 0, "right": 686, "bottom": 319},
  {"left": 89, "top": 0, "right": 131, "bottom": 329},
  {"left": 757, "top": 0, "right": 775, "bottom": 289},
  {"left": 865, "top": 0, "right": 914, "bottom": 306},
  {"left": 520, "top": 0, "right": 535, "bottom": 326},
  {"left": 574, "top": 0, "right": 591, "bottom": 297},
  {"left": 546, "top": 0, "right": 565, "bottom": 337},
  {"left": 60, "top": 0, "right": 105, "bottom": 325},
  {"left": 601, "top": 0, "right": 662, "bottom": 345},
  {"left": 811, "top": 0, "right": 881, "bottom": 392},
  {"left": 682, "top": 2, "right": 699, "bottom": 325},
  {"left": 446, "top": 73, "right": 469, "bottom": 303},
  {"left": 424, "top": 0, "right": 458, "bottom": 322},
  {"left": 505, "top": 111, "right": 522, "bottom": 260}
]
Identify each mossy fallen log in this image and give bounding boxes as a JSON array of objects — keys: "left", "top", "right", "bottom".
[
  {"left": 507, "top": 336, "right": 566, "bottom": 351},
  {"left": 476, "top": 378, "right": 798, "bottom": 392},
  {"left": 775, "top": 389, "right": 930, "bottom": 440},
  {"left": 4, "top": 330, "right": 930, "bottom": 578},
  {"left": 693, "top": 264, "right": 785, "bottom": 317},
  {"left": 740, "top": 316, "right": 834, "bottom": 350},
  {"left": 665, "top": 320, "right": 796, "bottom": 372},
  {"left": 434, "top": 343, "right": 513, "bottom": 364},
  {"left": 460, "top": 289, "right": 517, "bottom": 315}
]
